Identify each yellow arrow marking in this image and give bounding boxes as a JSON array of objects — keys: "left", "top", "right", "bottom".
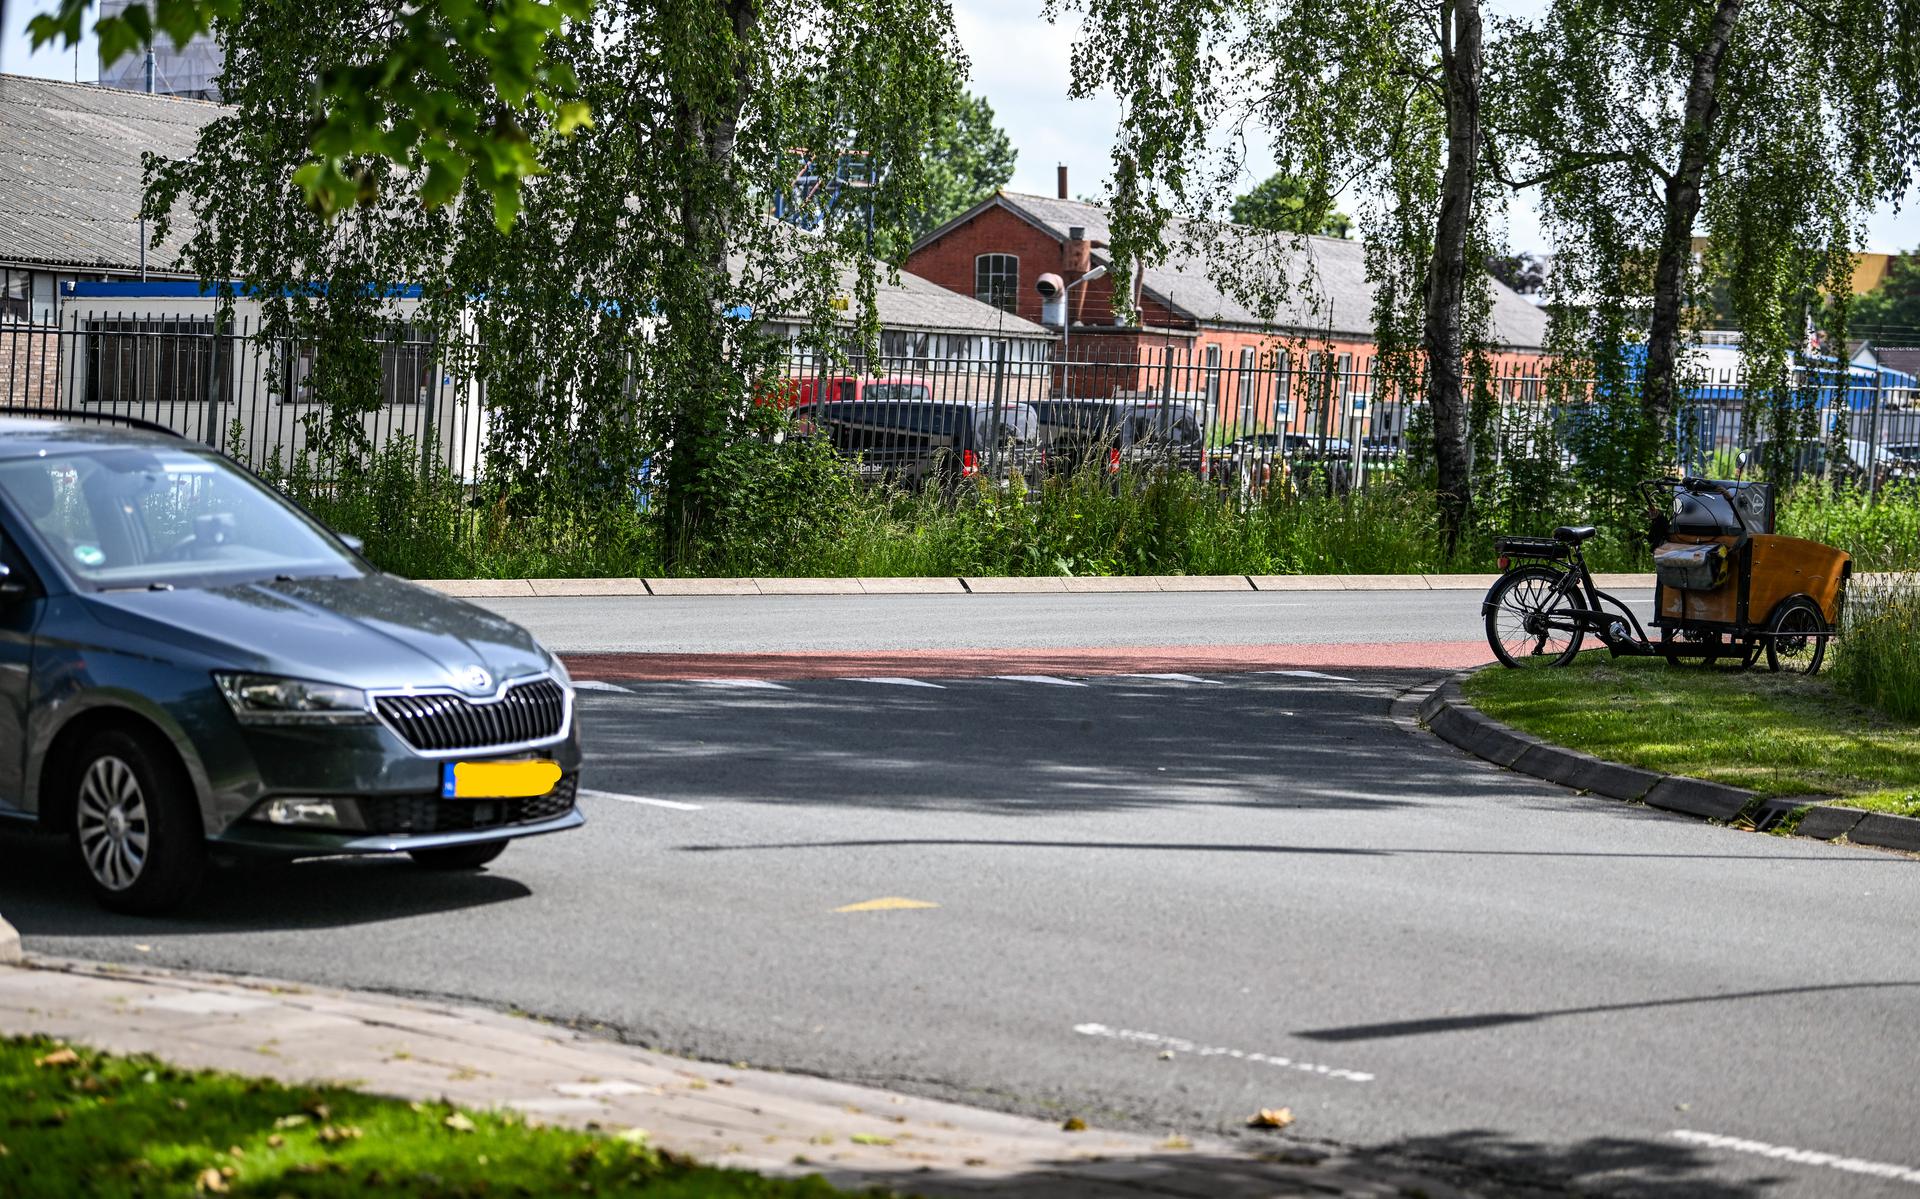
[{"left": 834, "top": 897, "right": 939, "bottom": 913}]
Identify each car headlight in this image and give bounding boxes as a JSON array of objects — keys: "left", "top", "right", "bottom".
[{"left": 214, "top": 673, "right": 375, "bottom": 724}]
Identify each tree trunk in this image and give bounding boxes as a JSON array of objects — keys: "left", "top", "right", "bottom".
[
  {"left": 1643, "top": 0, "right": 1743, "bottom": 449},
  {"left": 1423, "top": 0, "right": 1483, "bottom": 552},
  {"left": 661, "top": 0, "right": 760, "bottom": 568}
]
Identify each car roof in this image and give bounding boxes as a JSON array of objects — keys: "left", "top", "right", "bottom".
[{"left": 0, "top": 416, "right": 191, "bottom": 460}]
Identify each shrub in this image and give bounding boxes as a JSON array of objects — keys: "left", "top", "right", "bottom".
[{"left": 1833, "top": 579, "right": 1920, "bottom": 722}]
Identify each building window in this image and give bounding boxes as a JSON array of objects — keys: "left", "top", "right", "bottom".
[
  {"left": 280, "top": 323, "right": 435, "bottom": 404},
  {"left": 1203, "top": 344, "right": 1222, "bottom": 412},
  {"left": 975, "top": 254, "right": 1019, "bottom": 313},
  {"left": 1271, "top": 348, "right": 1293, "bottom": 421},
  {"left": 84, "top": 318, "right": 223, "bottom": 406},
  {"left": 0, "top": 269, "right": 29, "bottom": 323}
]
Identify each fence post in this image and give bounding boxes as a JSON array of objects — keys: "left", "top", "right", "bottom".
[
  {"left": 990, "top": 339, "right": 1007, "bottom": 483},
  {"left": 1866, "top": 366, "right": 1883, "bottom": 499}
]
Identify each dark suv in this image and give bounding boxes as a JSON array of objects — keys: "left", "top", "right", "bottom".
[
  {"left": 0, "top": 415, "right": 582, "bottom": 913},
  {"left": 793, "top": 399, "right": 1041, "bottom": 492}
]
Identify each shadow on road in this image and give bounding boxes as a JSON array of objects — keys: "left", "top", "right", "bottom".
[
  {"left": 0, "top": 830, "right": 532, "bottom": 938},
  {"left": 811, "top": 1129, "right": 1786, "bottom": 1197},
  {"left": 575, "top": 670, "right": 1625, "bottom": 819},
  {"left": 1295, "top": 979, "right": 1920, "bottom": 1042}
]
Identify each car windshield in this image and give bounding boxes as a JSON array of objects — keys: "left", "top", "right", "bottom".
[{"left": 0, "top": 445, "right": 361, "bottom": 590}]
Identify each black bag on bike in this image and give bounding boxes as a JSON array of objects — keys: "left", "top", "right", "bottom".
[{"left": 1653, "top": 541, "right": 1729, "bottom": 592}]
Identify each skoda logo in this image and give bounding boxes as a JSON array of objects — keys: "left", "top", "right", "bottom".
[{"left": 457, "top": 665, "right": 493, "bottom": 694}]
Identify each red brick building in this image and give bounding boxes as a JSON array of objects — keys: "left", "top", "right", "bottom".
[{"left": 906, "top": 185, "right": 1551, "bottom": 441}]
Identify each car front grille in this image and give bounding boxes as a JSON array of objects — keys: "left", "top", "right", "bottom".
[
  {"left": 357, "top": 774, "right": 577, "bottom": 835},
  {"left": 374, "top": 677, "right": 568, "bottom": 753}
]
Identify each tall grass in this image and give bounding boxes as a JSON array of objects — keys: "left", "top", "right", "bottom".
[
  {"left": 241, "top": 431, "right": 1920, "bottom": 581},
  {"left": 1833, "top": 579, "right": 1920, "bottom": 722}
]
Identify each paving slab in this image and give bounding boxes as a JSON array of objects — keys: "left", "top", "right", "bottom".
[
  {"left": 753, "top": 577, "right": 867, "bottom": 595},
  {"left": 1338, "top": 574, "right": 1429, "bottom": 590},
  {"left": 961, "top": 576, "right": 1071, "bottom": 594},
  {"left": 1422, "top": 574, "right": 1500, "bottom": 590},
  {"left": 527, "top": 577, "right": 652, "bottom": 596},
  {"left": 856, "top": 576, "right": 969, "bottom": 594},
  {"left": 0, "top": 957, "right": 1441, "bottom": 1198},
  {"left": 1060, "top": 576, "right": 1164, "bottom": 593},
  {"left": 1247, "top": 574, "right": 1347, "bottom": 591},
  {"left": 1148, "top": 575, "right": 1254, "bottom": 592},
  {"left": 644, "top": 577, "right": 761, "bottom": 596},
  {"left": 417, "top": 578, "right": 538, "bottom": 597}
]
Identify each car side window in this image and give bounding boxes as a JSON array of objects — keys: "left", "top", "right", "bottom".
[{"left": 0, "top": 461, "right": 101, "bottom": 568}]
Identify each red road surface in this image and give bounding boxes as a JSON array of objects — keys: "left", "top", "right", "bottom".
[{"left": 562, "top": 640, "right": 1492, "bottom": 681}]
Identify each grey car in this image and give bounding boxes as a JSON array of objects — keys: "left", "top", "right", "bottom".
[{"left": 0, "top": 416, "right": 583, "bottom": 914}]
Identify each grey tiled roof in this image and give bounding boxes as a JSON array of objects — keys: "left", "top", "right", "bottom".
[
  {"left": 0, "top": 73, "right": 217, "bottom": 275},
  {"left": 989, "top": 191, "right": 1548, "bottom": 351}
]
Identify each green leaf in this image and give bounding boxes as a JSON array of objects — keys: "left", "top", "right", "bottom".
[{"left": 554, "top": 101, "right": 593, "bottom": 136}]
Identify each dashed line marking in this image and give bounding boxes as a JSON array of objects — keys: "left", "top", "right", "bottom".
[
  {"left": 839, "top": 676, "right": 946, "bottom": 688},
  {"left": 572, "top": 680, "right": 632, "bottom": 693},
  {"left": 691, "top": 678, "right": 790, "bottom": 690},
  {"left": 1259, "top": 669, "right": 1358, "bottom": 682},
  {"left": 1671, "top": 1130, "right": 1920, "bottom": 1184},
  {"left": 580, "top": 788, "right": 704, "bottom": 811},
  {"left": 1072, "top": 1023, "right": 1373, "bottom": 1083},
  {"left": 1117, "top": 673, "right": 1224, "bottom": 685},
  {"left": 990, "top": 675, "right": 1089, "bottom": 687}
]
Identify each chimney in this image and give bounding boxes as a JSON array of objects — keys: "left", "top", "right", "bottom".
[{"left": 1057, "top": 164, "right": 1068, "bottom": 200}]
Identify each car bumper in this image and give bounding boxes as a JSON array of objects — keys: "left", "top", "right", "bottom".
[{"left": 211, "top": 805, "right": 585, "bottom": 856}]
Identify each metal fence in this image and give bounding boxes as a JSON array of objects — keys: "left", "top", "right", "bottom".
[{"left": 5, "top": 315, "right": 1918, "bottom": 504}]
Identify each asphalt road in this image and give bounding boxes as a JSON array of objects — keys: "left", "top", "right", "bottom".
[{"left": 6, "top": 592, "right": 1918, "bottom": 1196}]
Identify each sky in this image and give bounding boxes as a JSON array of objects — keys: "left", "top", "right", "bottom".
[{"left": 4, "top": 0, "right": 1915, "bottom": 256}]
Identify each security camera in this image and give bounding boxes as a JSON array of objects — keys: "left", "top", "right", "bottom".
[{"left": 1035, "top": 272, "right": 1064, "bottom": 298}]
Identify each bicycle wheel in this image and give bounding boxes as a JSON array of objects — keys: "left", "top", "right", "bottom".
[
  {"left": 1765, "top": 597, "right": 1827, "bottom": 674},
  {"left": 1485, "top": 566, "right": 1586, "bottom": 669},
  {"left": 1660, "top": 625, "right": 1724, "bottom": 668}
]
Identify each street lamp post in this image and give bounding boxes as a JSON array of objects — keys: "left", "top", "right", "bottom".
[{"left": 1058, "top": 264, "right": 1107, "bottom": 399}]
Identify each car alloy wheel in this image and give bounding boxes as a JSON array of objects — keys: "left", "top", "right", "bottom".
[{"left": 76, "top": 755, "right": 149, "bottom": 892}]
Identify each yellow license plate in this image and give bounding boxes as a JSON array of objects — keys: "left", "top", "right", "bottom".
[{"left": 441, "top": 760, "right": 561, "bottom": 799}]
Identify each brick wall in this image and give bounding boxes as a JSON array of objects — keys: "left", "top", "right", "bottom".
[{"left": 0, "top": 321, "right": 63, "bottom": 407}]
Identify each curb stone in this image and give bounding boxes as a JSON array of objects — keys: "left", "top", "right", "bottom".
[
  {"left": 0, "top": 913, "right": 18, "bottom": 965},
  {"left": 417, "top": 573, "right": 1660, "bottom": 599},
  {"left": 1414, "top": 677, "right": 1920, "bottom": 853}
]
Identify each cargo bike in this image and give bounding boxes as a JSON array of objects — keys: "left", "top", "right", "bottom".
[{"left": 1482, "top": 477, "right": 1851, "bottom": 673}]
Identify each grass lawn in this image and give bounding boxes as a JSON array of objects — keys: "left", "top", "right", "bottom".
[
  {"left": 1461, "top": 654, "right": 1920, "bottom": 817},
  {"left": 0, "top": 1036, "right": 848, "bottom": 1198}
]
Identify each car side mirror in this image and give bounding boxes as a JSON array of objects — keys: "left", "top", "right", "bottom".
[
  {"left": 0, "top": 563, "right": 27, "bottom": 598},
  {"left": 336, "top": 533, "right": 366, "bottom": 556}
]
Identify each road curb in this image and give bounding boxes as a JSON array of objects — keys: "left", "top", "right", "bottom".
[
  {"left": 0, "top": 912, "right": 19, "bottom": 965},
  {"left": 417, "top": 573, "right": 1658, "bottom": 598},
  {"left": 1415, "top": 676, "right": 1920, "bottom": 853}
]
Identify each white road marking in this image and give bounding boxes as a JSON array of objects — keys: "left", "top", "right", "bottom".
[
  {"left": 571, "top": 680, "right": 632, "bottom": 693},
  {"left": 1671, "top": 1130, "right": 1920, "bottom": 1184},
  {"left": 691, "top": 678, "right": 789, "bottom": 690},
  {"left": 1072, "top": 1022, "right": 1373, "bottom": 1083},
  {"left": 991, "top": 675, "right": 1089, "bottom": 687},
  {"left": 1117, "top": 673, "right": 1224, "bottom": 685},
  {"left": 580, "top": 788, "right": 704, "bottom": 811},
  {"left": 839, "top": 676, "right": 946, "bottom": 688},
  {"left": 1259, "top": 669, "right": 1358, "bottom": 682}
]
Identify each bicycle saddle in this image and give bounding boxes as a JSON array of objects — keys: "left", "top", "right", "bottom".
[{"left": 1553, "top": 525, "right": 1597, "bottom": 544}]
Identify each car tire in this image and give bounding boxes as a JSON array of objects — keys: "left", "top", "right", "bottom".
[
  {"left": 70, "top": 728, "right": 206, "bottom": 915},
  {"left": 408, "top": 841, "right": 508, "bottom": 871}
]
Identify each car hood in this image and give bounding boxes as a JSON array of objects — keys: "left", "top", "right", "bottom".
[{"left": 82, "top": 572, "right": 556, "bottom": 691}]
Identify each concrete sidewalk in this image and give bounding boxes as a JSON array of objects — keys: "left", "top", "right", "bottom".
[
  {"left": 421, "top": 572, "right": 1658, "bottom": 598},
  {"left": 0, "top": 951, "right": 1457, "bottom": 1198}
]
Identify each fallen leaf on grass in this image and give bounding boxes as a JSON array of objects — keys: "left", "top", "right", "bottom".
[
  {"left": 1247, "top": 1107, "right": 1295, "bottom": 1130},
  {"left": 193, "top": 1167, "right": 228, "bottom": 1194},
  {"left": 34, "top": 1049, "right": 79, "bottom": 1069},
  {"left": 316, "top": 1124, "right": 363, "bottom": 1144},
  {"left": 849, "top": 1133, "right": 895, "bottom": 1146},
  {"left": 443, "top": 1112, "right": 477, "bottom": 1133},
  {"left": 272, "top": 1114, "right": 309, "bottom": 1130},
  {"left": 1060, "top": 1117, "right": 1088, "bottom": 1132},
  {"left": 265, "top": 1135, "right": 284, "bottom": 1149}
]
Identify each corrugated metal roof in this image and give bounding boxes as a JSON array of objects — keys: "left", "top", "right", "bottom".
[
  {"left": 0, "top": 73, "right": 218, "bottom": 275},
  {"left": 977, "top": 190, "right": 1548, "bottom": 351}
]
